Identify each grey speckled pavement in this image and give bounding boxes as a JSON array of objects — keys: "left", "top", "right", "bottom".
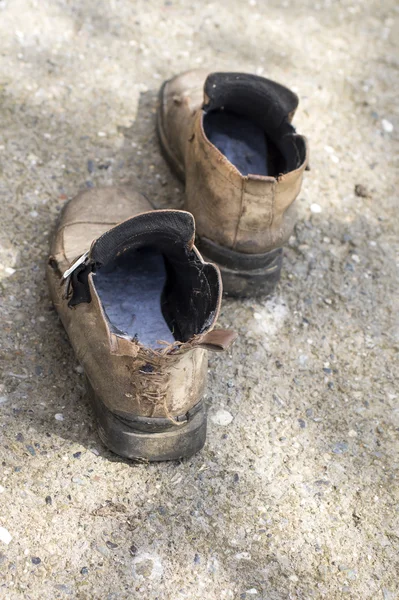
[{"left": 0, "top": 1, "right": 398, "bottom": 599}]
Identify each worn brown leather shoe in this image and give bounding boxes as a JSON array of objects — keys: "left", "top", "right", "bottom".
[
  {"left": 157, "top": 70, "right": 309, "bottom": 297},
  {"left": 47, "top": 186, "right": 236, "bottom": 461}
]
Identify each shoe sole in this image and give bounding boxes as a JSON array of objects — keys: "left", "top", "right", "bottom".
[
  {"left": 156, "top": 80, "right": 283, "bottom": 298},
  {"left": 86, "top": 377, "right": 207, "bottom": 461}
]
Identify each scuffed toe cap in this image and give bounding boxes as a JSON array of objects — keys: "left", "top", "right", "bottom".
[{"left": 51, "top": 186, "right": 153, "bottom": 269}]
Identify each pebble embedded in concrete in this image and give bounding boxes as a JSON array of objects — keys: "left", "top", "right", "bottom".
[
  {"left": 211, "top": 409, "right": 233, "bottom": 426},
  {"left": 132, "top": 553, "right": 164, "bottom": 581},
  {"left": 381, "top": 119, "right": 394, "bottom": 132},
  {"left": 0, "top": 527, "right": 12, "bottom": 545},
  {"left": 310, "top": 203, "right": 322, "bottom": 213}
]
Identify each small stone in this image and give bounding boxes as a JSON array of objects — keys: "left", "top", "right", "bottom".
[
  {"left": 72, "top": 477, "right": 85, "bottom": 485},
  {"left": 129, "top": 544, "right": 138, "bottom": 557},
  {"left": 106, "top": 540, "right": 118, "bottom": 549},
  {"left": 26, "top": 445, "right": 36, "bottom": 456},
  {"left": 381, "top": 119, "right": 393, "bottom": 133},
  {"left": 75, "top": 365, "right": 84, "bottom": 374},
  {"left": 132, "top": 553, "right": 164, "bottom": 580},
  {"left": 332, "top": 441, "right": 348, "bottom": 454},
  {"left": 54, "top": 584, "right": 73, "bottom": 594},
  {"left": 210, "top": 409, "right": 233, "bottom": 426},
  {"left": 347, "top": 569, "right": 357, "bottom": 580},
  {"left": 351, "top": 254, "right": 360, "bottom": 263},
  {"left": 0, "top": 396, "right": 8, "bottom": 405},
  {"left": 80, "top": 566, "right": 88, "bottom": 575},
  {"left": 194, "top": 553, "right": 200, "bottom": 564},
  {"left": 94, "top": 544, "right": 110, "bottom": 557},
  {"left": 348, "top": 430, "right": 357, "bottom": 438},
  {"left": 55, "top": 413, "right": 64, "bottom": 421},
  {"left": 31, "top": 556, "right": 41, "bottom": 565},
  {"left": 0, "top": 527, "right": 12, "bottom": 545},
  {"left": 97, "top": 131, "right": 107, "bottom": 137},
  {"left": 90, "top": 448, "right": 100, "bottom": 456},
  {"left": 298, "top": 354, "right": 308, "bottom": 365},
  {"left": 45, "top": 496, "right": 52, "bottom": 505},
  {"left": 310, "top": 203, "right": 322, "bottom": 213},
  {"left": 235, "top": 552, "right": 251, "bottom": 560},
  {"left": 73, "top": 452, "right": 82, "bottom": 459},
  {"left": 0, "top": 486, "right": 5, "bottom": 494},
  {"left": 354, "top": 184, "right": 370, "bottom": 198}
]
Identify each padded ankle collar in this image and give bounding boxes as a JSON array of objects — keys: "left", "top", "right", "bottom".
[
  {"left": 203, "top": 72, "right": 299, "bottom": 133},
  {"left": 91, "top": 210, "right": 195, "bottom": 268}
]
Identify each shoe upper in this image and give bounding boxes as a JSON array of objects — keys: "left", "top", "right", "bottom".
[
  {"left": 158, "top": 69, "right": 309, "bottom": 254},
  {"left": 48, "top": 186, "right": 235, "bottom": 418}
]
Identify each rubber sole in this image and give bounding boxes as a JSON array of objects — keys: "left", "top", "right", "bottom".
[
  {"left": 197, "top": 237, "right": 283, "bottom": 298},
  {"left": 86, "top": 378, "right": 207, "bottom": 461},
  {"left": 156, "top": 82, "right": 283, "bottom": 299}
]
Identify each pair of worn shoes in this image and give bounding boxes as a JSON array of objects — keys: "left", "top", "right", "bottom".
[{"left": 47, "top": 70, "right": 309, "bottom": 461}]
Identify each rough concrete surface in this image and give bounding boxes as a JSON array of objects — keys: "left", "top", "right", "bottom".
[{"left": 0, "top": 1, "right": 398, "bottom": 598}]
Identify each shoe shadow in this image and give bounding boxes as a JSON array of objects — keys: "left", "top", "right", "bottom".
[
  {"left": 117, "top": 88, "right": 184, "bottom": 211},
  {"left": 0, "top": 87, "right": 186, "bottom": 464}
]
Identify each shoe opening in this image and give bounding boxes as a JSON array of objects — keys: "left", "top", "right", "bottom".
[
  {"left": 91, "top": 212, "right": 220, "bottom": 349},
  {"left": 202, "top": 72, "right": 307, "bottom": 178}
]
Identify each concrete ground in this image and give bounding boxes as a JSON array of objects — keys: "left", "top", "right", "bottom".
[{"left": 0, "top": 0, "right": 398, "bottom": 598}]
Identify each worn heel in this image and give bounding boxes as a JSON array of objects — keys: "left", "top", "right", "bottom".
[
  {"left": 196, "top": 237, "right": 283, "bottom": 298},
  {"left": 86, "top": 378, "right": 207, "bottom": 462}
]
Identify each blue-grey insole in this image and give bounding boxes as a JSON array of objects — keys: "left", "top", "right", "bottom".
[
  {"left": 205, "top": 112, "right": 269, "bottom": 176},
  {"left": 94, "top": 249, "right": 175, "bottom": 349}
]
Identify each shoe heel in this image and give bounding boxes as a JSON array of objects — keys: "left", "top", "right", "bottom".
[
  {"left": 196, "top": 237, "right": 283, "bottom": 298},
  {"left": 86, "top": 378, "right": 207, "bottom": 461}
]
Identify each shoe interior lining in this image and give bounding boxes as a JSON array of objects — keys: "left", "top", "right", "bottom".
[
  {"left": 202, "top": 72, "right": 307, "bottom": 176},
  {"left": 94, "top": 247, "right": 175, "bottom": 349},
  {"left": 204, "top": 110, "right": 289, "bottom": 177},
  {"left": 92, "top": 233, "right": 220, "bottom": 349}
]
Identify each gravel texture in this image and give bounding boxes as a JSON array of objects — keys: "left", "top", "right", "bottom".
[{"left": 0, "top": 1, "right": 398, "bottom": 599}]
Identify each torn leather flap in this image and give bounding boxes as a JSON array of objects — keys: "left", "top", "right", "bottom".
[
  {"left": 193, "top": 329, "right": 238, "bottom": 352},
  {"left": 109, "top": 334, "right": 141, "bottom": 358}
]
